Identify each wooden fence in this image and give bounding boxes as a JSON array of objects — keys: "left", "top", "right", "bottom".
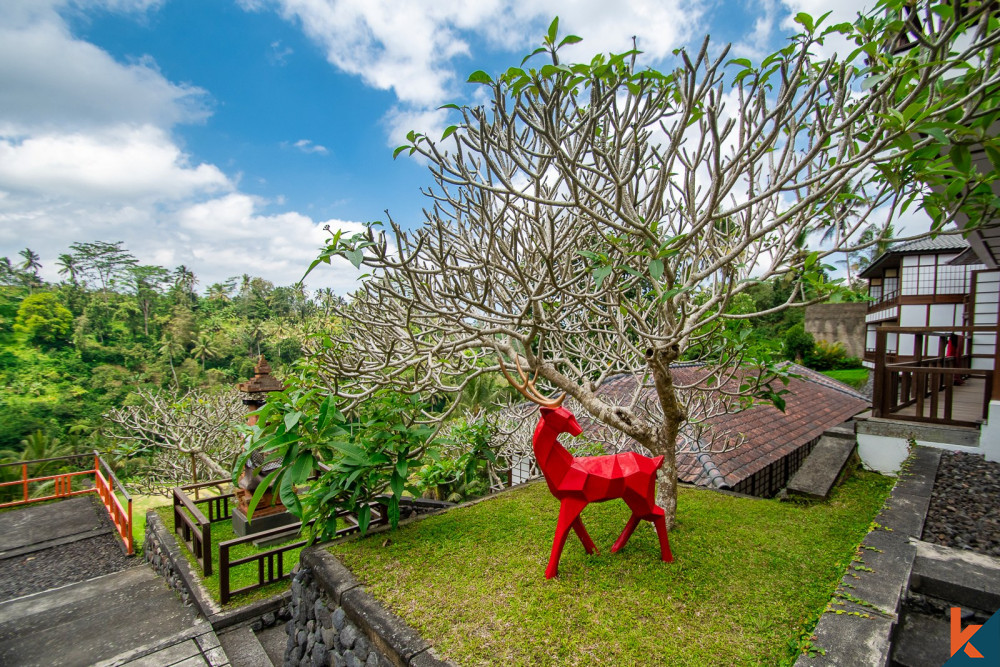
[{"left": 171, "top": 478, "right": 235, "bottom": 577}]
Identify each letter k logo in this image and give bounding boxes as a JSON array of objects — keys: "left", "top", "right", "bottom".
[{"left": 952, "top": 607, "right": 984, "bottom": 658}]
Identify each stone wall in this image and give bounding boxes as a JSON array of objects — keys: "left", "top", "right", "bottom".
[
  {"left": 804, "top": 303, "right": 868, "bottom": 360},
  {"left": 144, "top": 509, "right": 293, "bottom": 631},
  {"left": 145, "top": 511, "right": 195, "bottom": 607},
  {"left": 287, "top": 547, "right": 452, "bottom": 667},
  {"left": 287, "top": 567, "right": 390, "bottom": 667}
]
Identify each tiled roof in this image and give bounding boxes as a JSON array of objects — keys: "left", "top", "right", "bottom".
[
  {"left": 889, "top": 236, "right": 968, "bottom": 253},
  {"left": 582, "top": 364, "right": 868, "bottom": 490},
  {"left": 860, "top": 235, "right": 970, "bottom": 278}
]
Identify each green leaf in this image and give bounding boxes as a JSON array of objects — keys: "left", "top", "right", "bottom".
[
  {"left": 984, "top": 145, "right": 1000, "bottom": 172},
  {"left": 284, "top": 411, "right": 301, "bottom": 432},
  {"left": 392, "top": 145, "right": 409, "bottom": 159},
  {"left": 441, "top": 125, "right": 458, "bottom": 140},
  {"left": 467, "top": 70, "right": 493, "bottom": 84},
  {"left": 950, "top": 144, "right": 972, "bottom": 173},
  {"left": 345, "top": 248, "right": 364, "bottom": 268},
  {"left": 649, "top": 259, "right": 664, "bottom": 281},
  {"left": 396, "top": 457, "right": 409, "bottom": 480},
  {"left": 279, "top": 473, "right": 303, "bottom": 517},
  {"left": 438, "top": 103, "right": 461, "bottom": 110},
  {"left": 558, "top": 35, "right": 582, "bottom": 47},
  {"left": 331, "top": 441, "right": 371, "bottom": 465},
  {"left": 593, "top": 266, "right": 613, "bottom": 289},
  {"left": 727, "top": 57, "right": 752, "bottom": 69},
  {"left": 357, "top": 504, "right": 371, "bottom": 534},
  {"left": 290, "top": 452, "right": 314, "bottom": 484},
  {"left": 546, "top": 17, "right": 559, "bottom": 45},
  {"left": 520, "top": 46, "right": 547, "bottom": 66},
  {"left": 390, "top": 472, "right": 404, "bottom": 498},
  {"left": 247, "top": 467, "right": 282, "bottom": 522},
  {"left": 794, "top": 12, "right": 814, "bottom": 32}
]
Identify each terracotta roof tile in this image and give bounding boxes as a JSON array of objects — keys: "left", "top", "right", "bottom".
[{"left": 585, "top": 363, "right": 868, "bottom": 490}]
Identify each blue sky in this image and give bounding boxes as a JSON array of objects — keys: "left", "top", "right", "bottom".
[{"left": 0, "top": 0, "right": 870, "bottom": 293}]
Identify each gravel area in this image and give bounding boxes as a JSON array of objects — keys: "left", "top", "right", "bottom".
[
  {"left": 922, "top": 451, "right": 1000, "bottom": 558},
  {"left": 0, "top": 496, "right": 138, "bottom": 602}
]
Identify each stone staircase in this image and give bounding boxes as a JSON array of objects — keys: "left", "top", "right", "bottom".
[
  {"left": 786, "top": 422, "right": 857, "bottom": 499},
  {"left": 0, "top": 566, "right": 227, "bottom": 667},
  {"left": 890, "top": 541, "right": 1000, "bottom": 667}
]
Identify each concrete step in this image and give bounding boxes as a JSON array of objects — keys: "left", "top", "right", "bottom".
[
  {"left": 218, "top": 624, "right": 274, "bottom": 667},
  {"left": 824, "top": 421, "right": 857, "bottom": 440},
  {"left": 0, "top": 566, "right": 208, "bottom": 667},
  {"left": 890, "top": 611, "right": 950, "bottom": 667},
  {"left": 909, "top": 539, "right": 1000, "bottom": 614},
  {"left": 786, "top": 435, "right": 856, "bottom": 499},
  {"left": 256, "top": 624, "right": 288, "bottom": 666}
]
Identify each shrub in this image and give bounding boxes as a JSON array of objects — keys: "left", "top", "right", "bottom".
[
  {"left": 14, "top": 293, "right": 73, "bottom": 346},
  {"left": 806, "top": 339, "right": 863, "bottom": 371},
  {"left": 783, "top": 324, "right": 815, "bottom": 363}
]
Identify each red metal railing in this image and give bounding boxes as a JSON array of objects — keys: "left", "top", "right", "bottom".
[{"left": 0, "top": 452, "right": 134, "bottom": 555}]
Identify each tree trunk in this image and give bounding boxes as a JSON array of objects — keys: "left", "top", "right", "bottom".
[
  {"left": 196, "top": 452, "right": 230, "bottom": 480},
  {"left": 190, "top": 453, "right": 199, "bottom": 499},
  {"left": 644, "top": 344, "right": 686, "bottom": 529},
  {"left": 653, "top": 423, "right": 681, "bottom": 529}
]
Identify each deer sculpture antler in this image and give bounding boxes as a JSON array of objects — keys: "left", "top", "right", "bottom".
[{"left": 497, "top": 353, "right": 565, "bottom": 408}]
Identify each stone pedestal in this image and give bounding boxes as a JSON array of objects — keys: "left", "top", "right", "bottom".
[{"left": 231, "top": 488, "right": 299, "bottom": 537}]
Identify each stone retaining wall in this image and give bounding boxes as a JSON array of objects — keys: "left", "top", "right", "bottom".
[
  {"left": 804, "top": 302, "right": 868, "bottom": 360},
  {"left": 144, "top": 509, "right": 292, "bottom": 631},
  {"left": 287, "top": 547, "right": 453, "bottom": 667},
  {"left": 287, "top": 566, "right": 390, "bottom": 667},
  {"left": 145, "top": 511, "right": 195, "bottom": 607}
]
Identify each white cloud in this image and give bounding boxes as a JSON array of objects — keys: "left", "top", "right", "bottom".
[
  {"left": 289, "top": 139, "right": 329, "bottom": 155},
  {"left": 0, "top": 126, "right": 229, "bottom": 201},
  {"left": 246, "top": 0, "right": 705, "bottom": 145},
  {"left": 0, "top": 0, "right": 366, "bottom": 293},
  {"left": 0, "top": 4, "right": 207, "bottom": 132}
]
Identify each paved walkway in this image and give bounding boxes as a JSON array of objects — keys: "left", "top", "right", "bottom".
[
  {"left": 0, "top": 496, "right": 111, "bottom": 558},
  {"left": 0, "top": 498, "right": 229, "bottom": 666}
]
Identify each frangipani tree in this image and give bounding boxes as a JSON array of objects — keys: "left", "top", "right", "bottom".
[{"left": 294, "top": 1, "right": 999, "bottom": 527}]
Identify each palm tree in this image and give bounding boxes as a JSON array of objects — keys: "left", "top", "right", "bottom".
[
  {"left": 207, "top": 282, "right": 233, "bottom": 302},
  {"left": 191, "top": 333, "right": 219, "bottom": 370},
  {"left": 18, "top": 248, "right": 41, "bottom": 292},
  {"left": 159, "top": 335, "right": 184, "bottom": 387},
  {"left": 56, "top": 253, "right": 79, "bottom": 286}
]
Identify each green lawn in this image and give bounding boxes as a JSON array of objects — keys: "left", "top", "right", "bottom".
[
  {"left": 155, "top": 504, "right": 305, "bottom": 607},
  {"left": 819, "top": 368, "right": 869, "bottom": 390},
  {"left": 330, "top": 473, "right": 892, "bottom": 666}
]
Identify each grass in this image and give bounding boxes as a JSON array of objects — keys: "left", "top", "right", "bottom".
[
  {"left": 329, "top": 473, "right": 893, "bottom": 666},
  {"left": 122, "top": 493, "right": 172, "bottom": 554},
  {"left": 820, "top": 368, "right": 869, "bottom": 389},
  {"left": 154, "top": 504, "right": 305, "bottom": 608}
]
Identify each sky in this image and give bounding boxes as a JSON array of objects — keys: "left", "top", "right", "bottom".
[{"left": 0, "top": 0, "right": 873, "bottom": 294}]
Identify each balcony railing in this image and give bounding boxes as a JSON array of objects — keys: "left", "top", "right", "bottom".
[
  {"left": 872, "top": 325, "right": 999, "bottom": 427},
  {"left": 867, "top": 288, "right": 900, "bottom": 312}
]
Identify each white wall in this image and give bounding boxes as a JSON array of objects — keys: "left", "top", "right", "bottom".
[{"left": 972, "top": 270, "right": 999, "bottom": 371}]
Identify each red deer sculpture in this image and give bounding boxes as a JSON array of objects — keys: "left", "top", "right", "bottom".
[{"left": 500, "top": 358, "right": 673, "bottom": 579}]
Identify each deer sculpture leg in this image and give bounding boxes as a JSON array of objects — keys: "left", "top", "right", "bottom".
[
  {"left": 612, "top": 496, "right": 674, "bottom": 563},
  {"left": 571, "top": 517, "right": 598, "bottom": 555},
  {"left": 652, "top": 509, "right": 674, "bottom": 563},
  {"left": 611, "top": 514, "right": 642, "bottom": 554},
  {"left": 546, "top": 497, "right": 588, "bottom": 579}
]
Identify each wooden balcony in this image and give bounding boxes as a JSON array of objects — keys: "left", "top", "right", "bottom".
[{"left": 872, "top": 326, "right": 999, "bottom": 428}]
